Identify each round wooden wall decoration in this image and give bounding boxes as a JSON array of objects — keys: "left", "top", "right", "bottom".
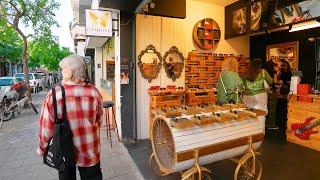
[{"left": 192, "top": 18, "right": 221, "bottom": 50}]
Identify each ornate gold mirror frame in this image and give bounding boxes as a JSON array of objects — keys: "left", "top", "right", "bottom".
[
  {"left": 138, "top": 45, "right": 162, "bottom": 82},
  {"left": 163, "top": 46, "right": 184, "bottom": 81}
]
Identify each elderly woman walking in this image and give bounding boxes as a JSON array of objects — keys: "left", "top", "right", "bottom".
[
  {"left": 217, "top": 57, "right": 244, "bottom": 105},
  {"left": 37, "top": 55, "right": 103, "bottom": 180}
]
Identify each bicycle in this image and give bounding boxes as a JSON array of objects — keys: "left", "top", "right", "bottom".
[{"left": 0, "top": 82, "right": 38, "bottom": 121}]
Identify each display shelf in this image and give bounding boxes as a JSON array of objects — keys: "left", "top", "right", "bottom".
[
  {"left": 287, "top": 94, "right": 320, "bottom": 151},
  {"left": 148, "top": 87, "right": 185, "bottom": 132},
  {"left": 192, "top": 18, "right": 220, "bottom": 50},
  {"left": 184, "top": 51, "right": 249, "bottom": 105}
]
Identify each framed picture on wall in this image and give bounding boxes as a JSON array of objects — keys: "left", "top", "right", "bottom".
[
  {"left": 232, "top": 7, "right": 247, "bottom": 34},
  {"left": 266, "top": 41, "right": 299, "bottom": 83}
]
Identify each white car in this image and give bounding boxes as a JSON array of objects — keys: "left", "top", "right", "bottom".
[
  {"left": 14, "top": 73, "right": 44, "bottom": 92},
  {"left": 0, "top": 77, "right": 23, "bottom": 102}
]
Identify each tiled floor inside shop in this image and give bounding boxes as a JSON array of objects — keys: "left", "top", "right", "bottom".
[{"left": 125, "top": 130, "right": 320, "bottom": 180}]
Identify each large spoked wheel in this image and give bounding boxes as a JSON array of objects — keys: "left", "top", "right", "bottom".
[
  {"left": 149, "top": 153, "right": 168, "bottom": 176},
  {"left": 188, "top": 170, "right": 212, "bottom": 180},
  {"left": 182, "top": 167, "right": 212, "bottom": 180},
  {"left": 0, "top": 105, "right": 13, "bottom": 121},
  {"left": 234, "top": 153, "right": 262, "bottom": 180},
  {"left": 0, "top": 112, "right": 3, "bottom": 128},
  {"left": 150, "top": 117, "right": 175, "bottom": 175}
]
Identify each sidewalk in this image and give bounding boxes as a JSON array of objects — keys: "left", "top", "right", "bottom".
[{"left": 0, "top": 90, "right": 143, "bottom": 180}]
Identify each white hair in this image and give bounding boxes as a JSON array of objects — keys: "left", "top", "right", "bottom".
[{"left": 59, "top": 55, "right": 86, "bottom": 81}]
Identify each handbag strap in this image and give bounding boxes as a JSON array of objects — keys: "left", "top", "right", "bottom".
[
  {"left": 52, "top": 85, "right": 67, "bottom": 123},
  {"left": 220, "top": 73, "right": 227, "bottom": 94}
]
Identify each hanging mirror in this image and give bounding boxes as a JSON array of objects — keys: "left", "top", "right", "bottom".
[
  {"left": 138, "top": 45, "right": 162, "bottom": 82},
  {"left": 163, "top": 46, "right": 184, "bottom": 81}
]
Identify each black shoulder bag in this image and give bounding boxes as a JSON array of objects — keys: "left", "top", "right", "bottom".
[{"left": 43, "top": 85, "right": 76, "bottom": 171}]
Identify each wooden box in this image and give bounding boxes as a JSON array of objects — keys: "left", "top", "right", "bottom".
[
  {"left": 170, "top": 118, "right": 195, "bottom": 129},
  {"left": 192, "top": 115, "right": 216, "bottom": 126},
  {"left": 297, "top": 95, "right": 313, "bottom": 103},
  {"left": 297, "top": 84, "right": 311, "bottom": 95},
  {"left": 159, "top": 108, "right": 182, "bottom": 118},
  {"left": 212, "top": 112, "right": 236, "bottom": 122},
  {"left": 180, "top": 105, "right": 201, "bottom": 115}
]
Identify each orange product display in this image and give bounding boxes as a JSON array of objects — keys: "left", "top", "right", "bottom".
[
  {"left": 148, "top": 86, "right": 185, "bottom": 131},
  {"left": 297, "top": 84, "right": 312, "bottom": 95},
  {"left": 184, "top": 51, "right": 249, "bottom": 105}
]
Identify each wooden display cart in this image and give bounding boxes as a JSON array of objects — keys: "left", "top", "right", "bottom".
[
  {"left": 287, "top": 94, "right": 320, "bottom": 151},
  {"left": 149, "top": 111, "right": 265, "bottom": 180}
]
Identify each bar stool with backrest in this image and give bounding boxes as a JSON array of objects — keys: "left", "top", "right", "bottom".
[{"left": 103, "top": 101, "right": 120, "bottom": 147}]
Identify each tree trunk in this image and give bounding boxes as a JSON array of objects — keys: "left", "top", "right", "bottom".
[
  {"left": 15, "top": 27, "right": 31, "bottom": 98},
  {"left": 22, "top": 36, "right": 29, "bottom": 85}
]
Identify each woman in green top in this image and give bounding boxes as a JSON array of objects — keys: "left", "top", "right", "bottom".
[
  {"left": 217, "top": 57, "right": 243, "bottom": 105},
  {"left": 243, "top": 58, "right": 273, "bottom": 121}
]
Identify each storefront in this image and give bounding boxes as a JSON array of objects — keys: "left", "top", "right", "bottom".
[
  {"left": 73, "top": 0, "right": 320, "bottom": 179},
  {"left": 131, "top": 0, "right": 320, "bottom": 179}
]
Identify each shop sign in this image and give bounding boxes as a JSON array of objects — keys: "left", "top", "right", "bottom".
[{"left": 85, "top": 9, "right": 112, "bottom": 37}]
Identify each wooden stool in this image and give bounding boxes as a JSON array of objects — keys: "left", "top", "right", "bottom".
[{"left": 103, "top": 101, "right": 120, "bottom": 147}]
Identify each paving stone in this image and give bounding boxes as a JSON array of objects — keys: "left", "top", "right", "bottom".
[
  {"left": 1, "top": 159, "right": 24, "bottom": 170},
  {"left": 22, "top": 157, "right": 42, "bottom": 166},
  {"left": 0, "top": 174, "right": 16, "bottom": 180},
  {"left": 0, "top": 144, "right": 11, "bottom": 151},
  {"left": 14, "top": 172, "right": 35, "bottom": 180},
  {"left": 101, "top": 167, "right": 117, "bottom": 179},
  {"left": 109, "top": 172, "right": 136, "bottom": 180}
]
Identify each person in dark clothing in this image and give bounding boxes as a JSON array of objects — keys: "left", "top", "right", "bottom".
[
  {"left": 276, "top": 61, "right": 291, "bottom": 136},
  {"left": 265, "top": 60, "right": 278, "bottom": 130},
  {"left": 278, "top": 61, "right": 292, "bottom": 95}
]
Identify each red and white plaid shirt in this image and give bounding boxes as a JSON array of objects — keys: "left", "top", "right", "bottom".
[{"left": 37, "top": 84, "right": 103, "bottom": 167}]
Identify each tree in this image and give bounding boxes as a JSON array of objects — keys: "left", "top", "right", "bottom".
[
  {"left": 0, "top": 19, "right": 22, "bottom": 62},
  {"left": 28, "top": 39, "right": 72, "bottom": 70},
  {"left": 0, "top": 0, "right": 59, "bottom": 85}
]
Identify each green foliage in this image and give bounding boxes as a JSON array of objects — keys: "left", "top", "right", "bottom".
[
  {"left": 28, "top": 39, "right": 72, "bottom": 71},
  {"left": 0, "top": 19, "right": 22, "bottom": 62},
  {"left": 0, "top": 0, "right": 59, "bottom": 83}
]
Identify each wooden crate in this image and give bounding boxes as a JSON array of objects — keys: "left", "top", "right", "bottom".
[
  {"left": 287, "top": 94, "right": 320, "bottom": 151},
  {"left": 170, "top": 118, "right": 195, "bottom": 129},
  {"left": 149, "top": 89, "right": 184, "bottom": 132},
  {"left": 192, "top": 115, "right": 216, "bottom": 126}
]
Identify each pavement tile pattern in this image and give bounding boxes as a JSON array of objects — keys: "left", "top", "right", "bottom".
[{"left": 0, "top": 90, "right": 143, "bottom": 180}]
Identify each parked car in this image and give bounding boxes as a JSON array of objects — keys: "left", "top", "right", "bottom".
[
  {"left": 37, "top": 72, "right": 49, "bottom": 88},
  {"left": 14, "top": 73, "right": 44, "bottom": 92},
  {"left": 0, "top": 77, "right": 23, "bottom": 102}
]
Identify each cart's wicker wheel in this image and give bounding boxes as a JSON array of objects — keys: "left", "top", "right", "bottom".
[
  {"left": 149, "top": 153, "right": 168, "bottom": 176},
  {"left": 234, "top": 153, "right": 262, "bottom": 180},
  {"left": 191, "top": 171, "right": 212, "bottom": 180},
  {"left": 182, "top": 167, "right": 212, "bottom": 180},
  {"left": 150, "top": 117, "right": 176, "bottom": 174}
]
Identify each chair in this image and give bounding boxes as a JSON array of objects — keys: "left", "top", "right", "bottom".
[{"left": 103, "top": 101, "right": 120, "bottom": 147}]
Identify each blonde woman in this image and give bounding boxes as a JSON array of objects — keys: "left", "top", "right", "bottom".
[
  {"left": 217, "top": 57, "right": 243, "bottom": 105},
  {"left": 38, "top": 55, "right": 103, "bottom": 180}
]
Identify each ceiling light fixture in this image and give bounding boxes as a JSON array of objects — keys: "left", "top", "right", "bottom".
[{"left": 289, "top": 20, "right": 320, "bottom": 32}]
